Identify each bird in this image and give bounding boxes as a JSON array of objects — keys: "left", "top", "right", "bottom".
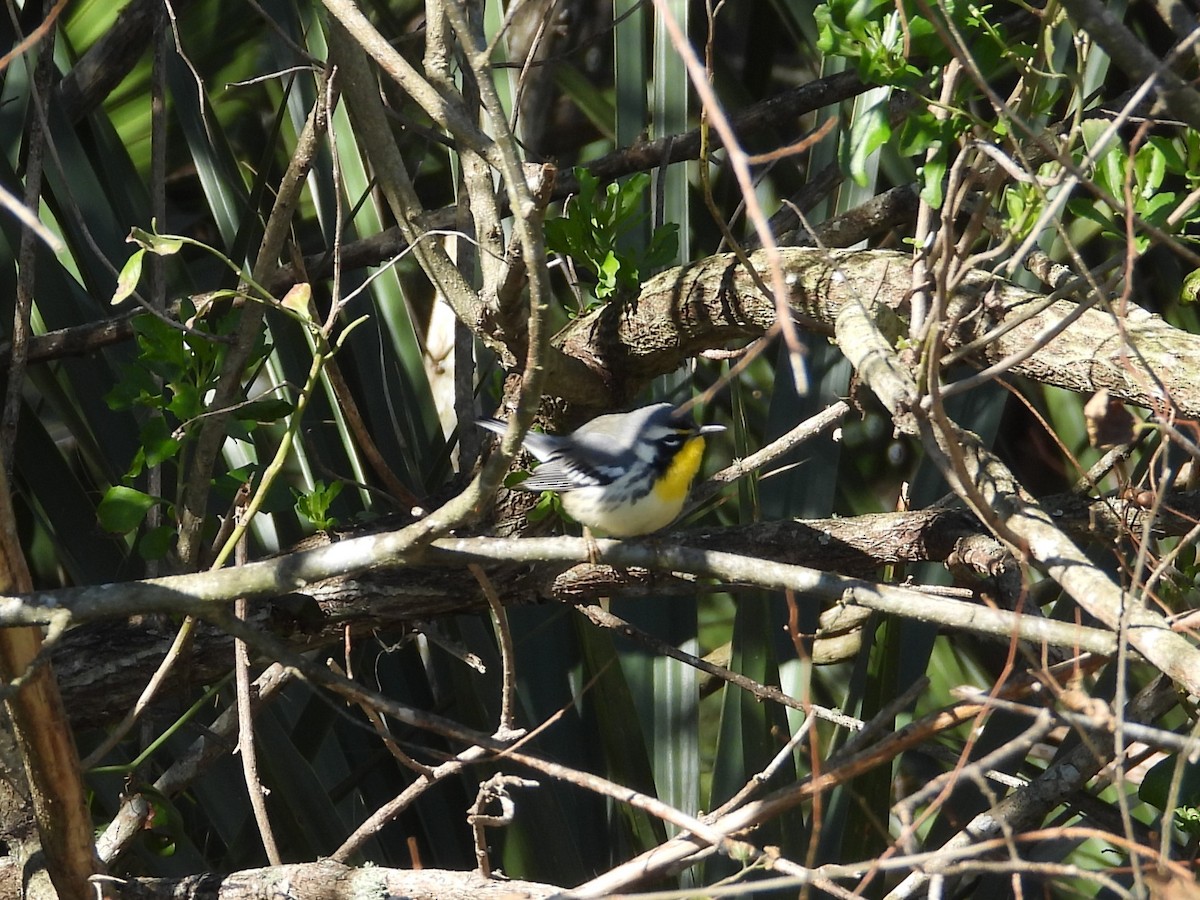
[{"left": 478, "top": 402, "right": 725, "bottom": 536}]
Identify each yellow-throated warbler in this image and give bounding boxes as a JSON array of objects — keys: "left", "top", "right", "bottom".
[{"left": 478, "top": 402, "right": 725, "bottom": 536}]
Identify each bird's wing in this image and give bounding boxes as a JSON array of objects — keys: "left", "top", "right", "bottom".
[
  {"left": 518, "top": 449, "right": 623, "bottom": 491},
  {"left": 476, "top": 417, "right": 563, "bottom": 461},
  {"left": 478, "top": 417, "right": 622, "bottom": 491}
]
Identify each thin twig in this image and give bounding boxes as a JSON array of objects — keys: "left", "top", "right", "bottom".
[
  {"left": 577, "top": 604, "right": 860, "bottom": 727},
  {"left": 94, "top": 664, "right": 294, "bottom": 864},
  {"left": 690, "top": 401, "right": 849, "bottom": 508},
  {"left": 467, "top": 774, "right": 539, "bottom": 877},
  {"left": 326, "top": 660, "right": 435, "bottom": 777},
  {"left": 470, "top": 564, "right": 519, "bottom": 737},
  {"left": 652, "top": 0, "right": 809, "bottom": 394},
  {"left": 0, "top": 12, "right": 56, "bottom": 475},
  {"left": 234, "top": 532, "right": 281, "bottom": 865},
  {"left": 572, "top": 691, "right": 1001, "bottom": 896},
  {"left": 333, "top": 746, "right": 490, "bottom": 862}
]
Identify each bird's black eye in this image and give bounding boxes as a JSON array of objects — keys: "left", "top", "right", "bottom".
[{"left": 660, "top": 432, "right": 685, "bottom": 449}]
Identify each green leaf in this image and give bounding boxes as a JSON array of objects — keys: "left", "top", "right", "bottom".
[
  {"left": 1096, "top": 145, "right": 1127, "bottom": 199},
  {"left": 613, "top": 173, "right": 650, "bottom": 222},
  {"left": 1066, "top": 198, "right": 1116, "bottom": 234},
  {"left": 546, "top": 167, "right": 675, "bottom": 302},
  {"left": 527, "top": 490, "right": 563, "bottom": 524},
  {"left": 280, "top": 282, "right": 313, "bottom": 319},
  {"left": 502, "top": 469, "right": 532, "bottom": 489},
  {"left": 106, "top": 363, "right": 161, "bottom": 411},
  {"left": 1181, "top": 268, "right": 1200, "bottom": 304},
  {"left": 97, "top": 485, "right": 159, "bottom": 534},
  {"left": 139, "top": 417, "right": 181, "bottom": 467},
  {"left": 128, "top": 226, "right": 185, "bottom": 256},
  {"left": 138, "top": 525, "right": 176, "bottom": 561},
  {"left": 111, "top": 249, "right": 145, "bottom": 305},
  {"left": 846, "top": 98, "right": 891, "bottom": 186},
  {"left": 133, "top": 314, "right": 190, "bottom": 372},
  {"left": 1138, "top": 191, "right": 1177, "bottom": 227},
  {"left": 896, "top": 110, "right": 941, "bottom": 158},
  {"left": 1149, "top": 135, "right": 1186, "bottom": 176},
  {"left": 1136, "top": 142, "right": 1167, "bottom": 197},
  {"left": 920, "top": 154, "right": 947, "bottom": 209},
  {"left": 596, "top": 251, "right": 622, "bottom": 298},
  {"left": 293, "top": 480, "right": 344, "bottom": 530},
  {"left": 166, "top": 382, "right": 203, "bottom": 423},
  {"left": 1139, "top": 754, "right": 1200, "bottom": 838}
]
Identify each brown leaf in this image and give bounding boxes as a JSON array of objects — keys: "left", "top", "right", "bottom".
[{"left": 1084, "top": 389, "right": 1138, "bottom": 448}]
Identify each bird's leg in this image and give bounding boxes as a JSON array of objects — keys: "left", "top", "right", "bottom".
[{"left": 582, "top": 526, "right": 602, "bottom": 565}]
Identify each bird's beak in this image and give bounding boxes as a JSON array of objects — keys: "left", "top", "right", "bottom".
[{"left": 698, "top": 424, "right": 726, "bottom": 435}]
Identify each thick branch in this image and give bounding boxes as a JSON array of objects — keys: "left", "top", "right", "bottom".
[
  {"left": 15, "top": 484, "right": 1195, "bottom": 630},
  {"left": 554, "top": 248, "right": 1200, "bottom": 415},
  {"left": 112, "top": 861, "right": 555, "bottom": 900},
  {"left": 45, "top": 489, "right": 1200, "bottom": 728}
]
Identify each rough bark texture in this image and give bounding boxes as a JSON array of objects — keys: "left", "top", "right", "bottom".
[
  {"left": 0, "top": 462, "right": 98, "bottom": 898},
  {"left": 111, "top": 861, "right": 557, "bottom": 899},
  {"left": 555, "top": 248, "right": 1200, "bottom": 416},
  {"left": 48, "top": 489, "right": 1200, "bottom": 729}
]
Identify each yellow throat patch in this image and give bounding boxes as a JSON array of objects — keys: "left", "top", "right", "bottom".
[{"left": 653, "top": 435, "right": 707, "bottom": 504}]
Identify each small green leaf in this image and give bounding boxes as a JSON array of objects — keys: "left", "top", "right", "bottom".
[
  {"left": 139, "top": 417, "right": 182, "bottom": 467},
  {"left": 1180, "top": 268, "right": 1200, "bottom": 304},
  {"left": 1149, "top": 135, "right": 1186, "bottom": 175},
  {"left": 106, "top": 364, "right": 161, "bottom": 411},
  {"left": 896, "top": 110, "right": 941, "bottom": 157},
  {"left": 502, "top": 470, "right": 532, "bottom": 489},
  {"left": 126, "top": 446, "right": 148, "bottom": 480},
  {"left": 613, "top": 173, "right": 650, "bottom": 222},
  {"left": 215, "top": 465, "right": 257, "bottom": 501},
  {"left": 1096, "top": 145, "right": 1127, "bottom": 199},
  {"left": 546, "top": 167, "right": 674, "bottom": 303},
  {"left": 280, "top": 282, "right": 313, "bottom": 319},
  {"left": 97, "top": 486, "right": 159, "bottom": 534},
  {"left": 133, "top": 314, "right": 190, "bottom": 372},
  {"left": 128, "top": 226, "right": 184, "bottom": 256},
  {"left": 138, "top": 525, "right": 176, "bottom": 561},
  {"left": 294, "top": 480, "right": 344, "bottom": 530},
  {"left": 1139, "top": 754, "right": 1200, "bottom": 839},
  {"left": 920, "top": 154, "right": 947, "bottom": 209},
  {"left": 1138, "top": 191, "right": 1177, "bottom": 227},
  {"left": 112, "top": 249, "right": 145, "bottom": 305},
  {"left": 596, "top": 252, "right": 622, "bottom": 298},
  {"left": 1134, "top": 142, "right": 1167, "bottom": 198},
  {"left": 167, "top": 383, "right": 203, "bottom": 423},
  {"left": 527, "top": 490, "right": 563, "bottom": 524},
  {"left": 846, "top": 98, "right": 891, "bottom": 186},
  {"left": 1066, "top": 198, "right": 1116, "bottom": 233}
]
